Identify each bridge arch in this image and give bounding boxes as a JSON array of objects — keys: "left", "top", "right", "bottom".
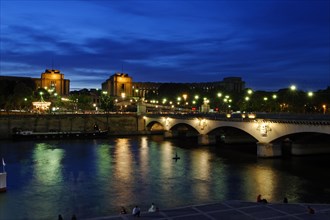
[
  {"left": 169, "top": 123, "right": 200, "bottom": 137},
  {"left": 207, "top": 126, "right": 258, "bottom": 144},
  {"left": 270, "top": 132, "right": 330, "bottom": 143},
  {"left": 145, "top": 120, "right": 165, "bottom": 131}
]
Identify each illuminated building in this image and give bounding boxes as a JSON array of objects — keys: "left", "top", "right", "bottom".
[
  {"left": 101, "top": 73, "right": 133, "bottom": 97},
  {"left": 0, "top": 69, "right": 70, "bottom": 97},
  {"left": 34, "top": 69, "right": 70, "bottom": 96}
]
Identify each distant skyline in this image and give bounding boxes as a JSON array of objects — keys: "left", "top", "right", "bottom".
[{"left": 1, "top": 0, "right": 329, "bottom": 91}]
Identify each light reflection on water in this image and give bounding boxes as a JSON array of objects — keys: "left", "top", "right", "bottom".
[{"left": 0, "top": 135, "right": 329, "bottom": 220}]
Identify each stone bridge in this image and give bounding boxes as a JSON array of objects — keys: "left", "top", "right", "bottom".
[{"left": 143, "top": 113, "right": 330, "bottom": 157}]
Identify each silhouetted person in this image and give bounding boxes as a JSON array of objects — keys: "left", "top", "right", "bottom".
[
  {"left": 132, "top": 205, "right": 141, "bottom": 217},
  {"left": 120, "top": 206, "right": 127, "bottom": 214},
  {"left": 307, "top": 206, "right": 315, "bottom": 214},
  {"left": 58, "top": 214, "right": 63, "bottom": 220},
  {"left": 257, "top": 194, "right": 268, "bottom": 204},
  {"left": 72, "top": 214, "right": 77, "bottom": 220},
  {"left": 148, "top": 203, "right": 156, "bottom": 212},
  {"left": 283, "top": 197, "right": 288, "bottom": 203}
]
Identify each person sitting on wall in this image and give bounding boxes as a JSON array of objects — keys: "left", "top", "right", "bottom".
[
  {"left": 307, "top": 206, "right": 315, "bottom": 214},
  {"left": 132, "top": 205, "right": 141, "bottom": 217},
  {"left": 120, "top": 206, "right": 127, "bottom": 214},
  {"left": 283, "top": 197, "right": 288, "bottom": 203},
  {"left": 148, "top": 203, "right": 157, "bottom": 212},
  {"left": 257, "top": 194, "right": 268, "bottom": 204}
]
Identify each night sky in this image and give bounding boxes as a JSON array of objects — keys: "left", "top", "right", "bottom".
[{"left": 1, "top": 0, "right": 329, "bottom": 91}]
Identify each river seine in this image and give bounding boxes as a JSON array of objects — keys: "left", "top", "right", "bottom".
[{"left": 0, "top": 135, "right": 329, "bottom": 219}]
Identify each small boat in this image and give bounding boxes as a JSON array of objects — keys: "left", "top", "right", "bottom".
[{"left": 12, "top": 129, "right": 108, "bottom": 140}]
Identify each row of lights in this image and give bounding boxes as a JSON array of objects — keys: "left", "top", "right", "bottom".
[{"left": 159, "top": 115, "right": 269, "bottom": 137}]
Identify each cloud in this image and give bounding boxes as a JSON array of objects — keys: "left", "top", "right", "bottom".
[{"left": 1, "top": 0, "right": 329, "bottom": 91}]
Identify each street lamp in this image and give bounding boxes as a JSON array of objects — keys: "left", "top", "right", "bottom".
[
  {"left": 289, "top": 85, "right": 297, "bottom": 112},
  {"left": 121, "top": 93, "right": 126, "bottom": 99},
  {"left": 93, "top": 103, "right": 96, "bottom": 108},
  {"left": 290, "top": 85, "right": 296, "bottom": 91}
]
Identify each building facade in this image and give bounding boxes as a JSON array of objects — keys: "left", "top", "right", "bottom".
[
  {"left": 102, "top": 73, "right": 133, "bottom": 97},
  {"left": 0, "top": 69, "right": 70, "bottom": 97},
  {"left": 102, "top": 73, "right": 245, "bottom": 99},
  {"left": 34, "top": 69, "right": 70, "bottom": 96}
]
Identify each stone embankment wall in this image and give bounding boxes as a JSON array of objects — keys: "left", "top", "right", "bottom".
[{"left": 0, "top": 114, "right": 145, "bottom": 139}]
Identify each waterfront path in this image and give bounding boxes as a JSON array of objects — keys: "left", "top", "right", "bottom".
[{"left": 85, "top": 200, "right": 330, "bottom": 220}]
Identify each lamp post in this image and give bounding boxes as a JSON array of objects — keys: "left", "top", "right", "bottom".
[
  {"left": 323, "top": 105, "right": 327, "bottom": 114},
  {"left": 182, "top": 94, "right": 188, "bottom": 109},
  {"left": 305, "top": 91, "right": 314, "bottom": 113},
  {"left": 217, "top": 93, "right": 222, "bottom": 112},
  {"left": 182, "top": 94, "right": 187, "bottom": 101},
  {"left": 263, "top": 97, "right": 268, "bottom": 112},
  {"left": 244, "top": 96, "right": 250, "bottom": 112},
  {"left": 272, "top": 94, "right": 278, "bottom": 112},
  {"left": 244, "top": 89, "right": 253, "bottom": 112},
  {"left": 290, "top": 85, "right": 297, "bottom": 112}
]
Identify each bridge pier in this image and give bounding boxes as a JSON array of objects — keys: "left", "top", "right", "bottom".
[
  {"left": 198, "top": 134, "right": 216, "bottom": 145},
  {"left": 164, "top": 130, "right": 173, "bottom": 138},
  {"left": 257, "top": 142, "right": 282, "bottom": 158}
]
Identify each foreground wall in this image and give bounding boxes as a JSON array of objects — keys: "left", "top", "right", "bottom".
[{"left": 0, "top": 114, "right": 145, "bottom": 139}]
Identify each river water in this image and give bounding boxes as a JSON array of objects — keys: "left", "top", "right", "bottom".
[{"left": 0, "top": 135, "right": 329, "bottom": 219}]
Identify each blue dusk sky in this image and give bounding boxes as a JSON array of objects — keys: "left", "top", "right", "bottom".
[{"left": 1, "top": 0, "right": 329, "bottom": 91}]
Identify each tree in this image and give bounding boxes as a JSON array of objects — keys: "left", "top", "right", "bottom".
[{"left": 100, "top": 95, "right": 115, "bottom": 113}]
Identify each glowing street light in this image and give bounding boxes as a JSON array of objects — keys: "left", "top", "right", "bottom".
[
  {"left": 121, "top": 93, "right": 126, "bottom": 99},
  {"left": 289, "top": 85, "right": 297, "bottom": 112}
]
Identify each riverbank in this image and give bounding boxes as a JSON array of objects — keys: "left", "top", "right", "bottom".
[
  {"left": 0, "top": 114, "right": 146, "bottom": 139},
  {"left": 85, "top": 200, "right": 330, "bottom": 220}
]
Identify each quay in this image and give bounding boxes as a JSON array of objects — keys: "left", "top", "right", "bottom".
[{"left": 85, "top": 200, "right": 330, "bottom": 220}]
